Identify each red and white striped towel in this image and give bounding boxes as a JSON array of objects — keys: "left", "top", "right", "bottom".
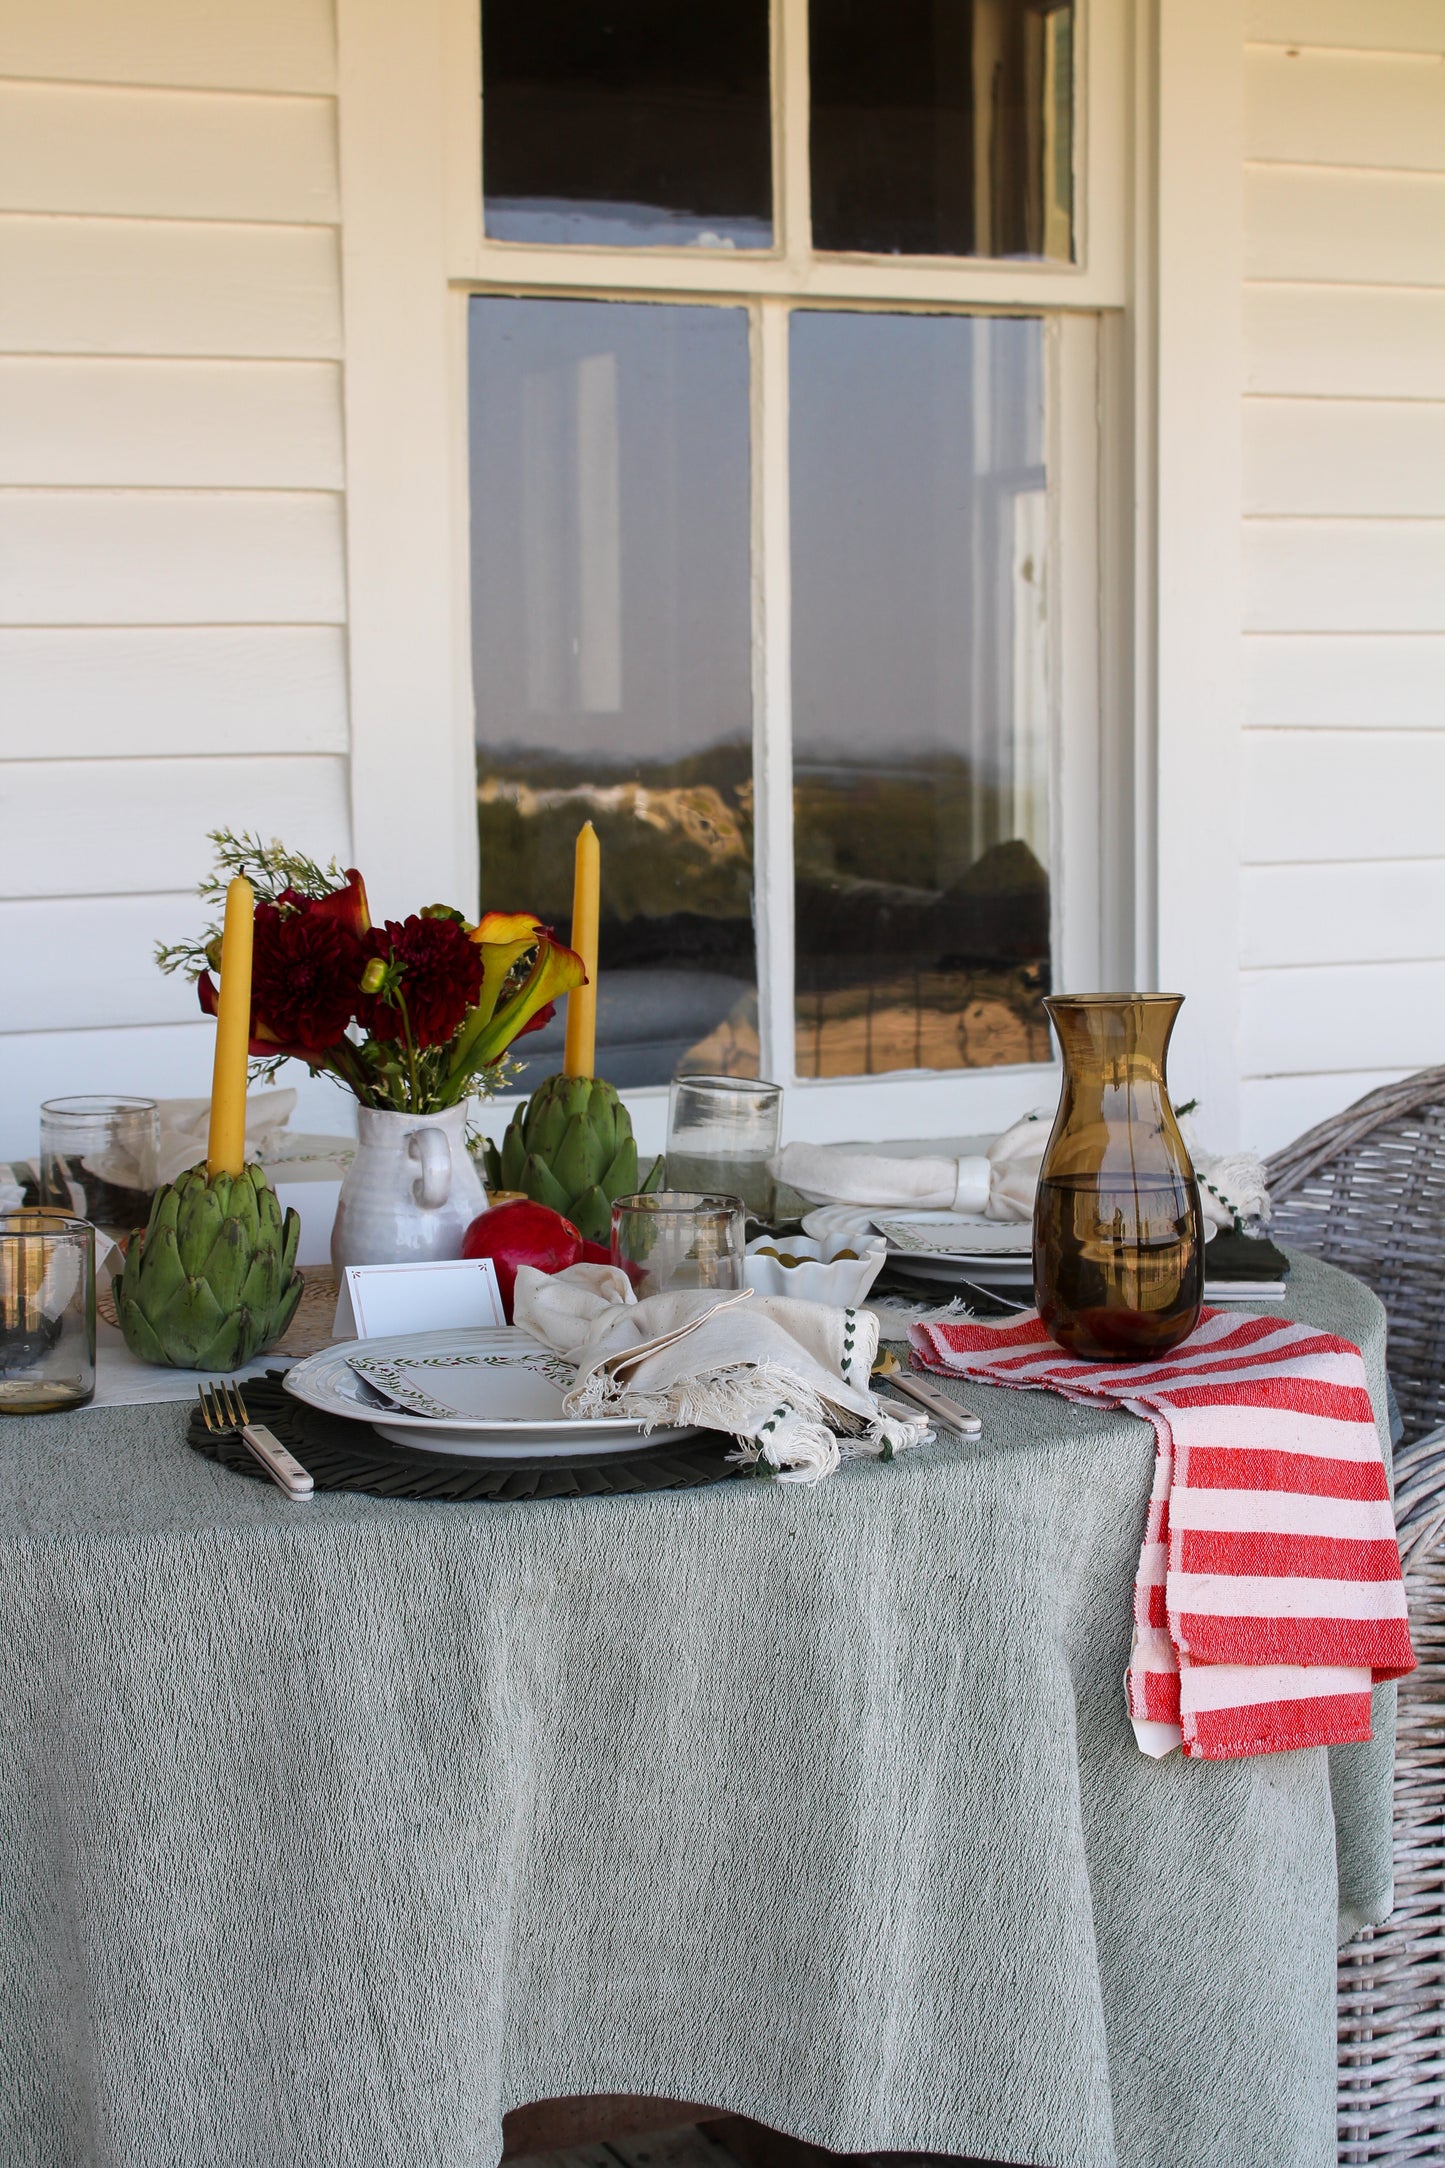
[{"left": 908, "top": 1308, "right": 1416, "bottom": 1760}]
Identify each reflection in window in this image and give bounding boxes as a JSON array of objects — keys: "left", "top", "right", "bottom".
[
  {"left": 481, "top": 0, "right": 773, "bottom": 249},
  {"left": 810, "top": 0, "right": 1073, "bottom": 259},
  {"left": 790, "top": 312, "right": 1051, "bottom": 1079},
  {"left": 469, "top": 297, "right": 758, "bottom": 1090}
]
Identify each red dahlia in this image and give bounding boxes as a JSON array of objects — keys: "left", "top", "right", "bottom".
[
  {"left": 250, "top": 896, "right": 366, "bottom": 1054},
  {"left": 357, "top": 915, "right": 483, "bottom": 1049}
]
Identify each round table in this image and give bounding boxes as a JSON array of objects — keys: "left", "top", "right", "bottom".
[{"left": 0, "top": 1254, "right": 1395, "bottom": 2168}]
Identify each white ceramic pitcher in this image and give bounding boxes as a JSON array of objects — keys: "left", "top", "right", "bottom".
[{"left": 330, "top": 1104, "right": 487, "bottom": 1270}]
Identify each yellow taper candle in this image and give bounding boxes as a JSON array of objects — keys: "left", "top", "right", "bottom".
[
  {"left": 206, "top": 876, "right": 255, "bottom": 1178},
  {"left": 562, "top": 820, "right": 600, "bottom": 1078}
]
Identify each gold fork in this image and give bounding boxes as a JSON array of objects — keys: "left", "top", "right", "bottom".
[{"left": 198, "top": 1379, "right": 314, "bottom": 1498}]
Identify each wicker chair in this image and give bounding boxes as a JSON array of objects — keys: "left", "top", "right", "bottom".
[
  {"left": 1266, "top": 1070, "right": 1445, "bottom": 2162},
  {"left": 1266, "top": 1066, "right": 1445, "bottom": 1446}
]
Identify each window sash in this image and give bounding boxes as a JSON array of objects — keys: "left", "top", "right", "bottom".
[
  {"left": 443, "top": 0, "right": 1128, "bottom": 311},
  {"left": 436, "top": 0, "right": 1129, "bottom": 1141}
]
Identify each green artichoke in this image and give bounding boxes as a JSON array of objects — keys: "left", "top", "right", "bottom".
[
  {"left": 117, "top": 1163, "right": 303, "bottom": 1371},
  {"left": 483, "top": 1074, "right": 664, "bottom": 1245}
]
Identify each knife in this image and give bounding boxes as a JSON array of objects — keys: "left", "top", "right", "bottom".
[{"left": 876, "top": 1369, "right": 982, "bottom": 1437}]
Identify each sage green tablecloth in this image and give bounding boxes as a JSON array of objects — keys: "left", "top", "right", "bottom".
[{"left": 2, "top": 1255, "right": 1396, "bottom": 2168}]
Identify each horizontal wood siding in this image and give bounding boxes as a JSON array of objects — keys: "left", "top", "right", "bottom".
[
  {"left": 1241, "top": 26, "right": 1445, "bottom": 1153},
  {"left": 0, "top": 1, "right": 351, "bottom": 1156}
]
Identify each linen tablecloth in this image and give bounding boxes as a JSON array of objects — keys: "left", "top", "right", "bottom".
[{"left": 1, "top": 1254, "right": 1395, "bottom": 2168}]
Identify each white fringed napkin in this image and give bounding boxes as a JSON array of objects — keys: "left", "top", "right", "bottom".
[
  {"left": 513, "top": 1263, "right": 927, "bottom": 1484},
  {"left": 773, "top": 1111, "right": 1269, "bottom": 1235}
]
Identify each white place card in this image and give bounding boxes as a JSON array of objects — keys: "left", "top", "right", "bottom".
[{"left": 333, "top": 1257, "right": 506, "bottom": 1340}]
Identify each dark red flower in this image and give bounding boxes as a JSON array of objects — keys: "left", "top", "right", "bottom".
[
  {"left": 356, "top": 915, "right": 483, "bottom": 1050},
  {"left": 198, "top": 874, "right": 370, "bottom": 1058}
]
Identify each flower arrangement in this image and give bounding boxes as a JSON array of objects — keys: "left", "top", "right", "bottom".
[{"left": 159, "top": 832, "right": 583, "bottom": 1114}]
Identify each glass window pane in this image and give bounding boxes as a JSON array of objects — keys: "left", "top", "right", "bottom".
[
  {"left": 481, "top": 0, "right": 773, "bottom": 250},
  {"left": 789, "top": 311, "right": 1052, "bottom": 1080},
  {"left": 469, "top": 297, "right": 758, "bottom": 1090},
  {"left": 809, "top": 0, "right": 1074, "bottom": 260}
]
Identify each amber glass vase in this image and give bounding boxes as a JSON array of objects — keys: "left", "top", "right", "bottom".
[{"left": 1032, "top": 994, "right": 1204, "bottom": 1361}]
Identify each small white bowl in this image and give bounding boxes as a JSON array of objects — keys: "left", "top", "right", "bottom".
[{"left": 743, "top": 1233, "right": 888, "bottom": 1307}]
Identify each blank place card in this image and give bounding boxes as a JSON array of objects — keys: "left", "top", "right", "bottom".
[{"left": 333, "top": 1258, "right": 506, "bottom": 1341}]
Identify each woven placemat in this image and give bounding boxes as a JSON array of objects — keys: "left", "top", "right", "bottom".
[{"left": 184, "top": 1372, "right": 740, "bottom": 1502}]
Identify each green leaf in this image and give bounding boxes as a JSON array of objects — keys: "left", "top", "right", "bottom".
[
  {"left": 522, "top": 1153, "right": 575, "bottom": 1218},
  {"left": 568, "top": 1184, "right": 612, "bottom": 1246}
]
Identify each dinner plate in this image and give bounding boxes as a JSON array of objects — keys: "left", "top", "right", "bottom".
[{"left": 283, "top": 1327, "right": 700, "bottom": 1460}]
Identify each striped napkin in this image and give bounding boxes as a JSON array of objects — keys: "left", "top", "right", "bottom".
[{"left": 908, "top": 1308, "right": 1416, "bottom": 1760}]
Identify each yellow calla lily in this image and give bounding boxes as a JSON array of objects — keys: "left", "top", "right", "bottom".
[{"left": 469, "top": 911, "right": 546, "bottom": 1029}]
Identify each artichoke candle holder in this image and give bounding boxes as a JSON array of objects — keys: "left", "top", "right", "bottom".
[
  {"left": 484, "top": 1075, "right": 664, "bottom": 1246},
  {"left": 117, "top": 1163, "right": 302, "bottom": 1371}
]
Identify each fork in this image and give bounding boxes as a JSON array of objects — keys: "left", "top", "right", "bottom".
[{"left": 197, "top": 1380, "right": 314, "bottom": 1499}]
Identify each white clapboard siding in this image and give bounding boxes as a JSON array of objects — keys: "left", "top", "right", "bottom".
[
  {"left": 1243, "top": 520, "right": 1445, "bottom": 633},
  {"left": 0, "top": 0, "right": 335, "bottom": 95},
  {"left": 1245, "top": 168, "right": 1445, "bottom": 286},
  {"left": 1242, "top": 960, "right": 1445, "bottom": 1072},
  {"left": 0, "top": 628, "right": 350, "bottom": 759},
  {"left": 1245, "top": 49, "right": 1445, "bottom": 172},
  {"left": 1244, "top": 400, "right": 1445, "bottom": 518},
  {"left": 4, "top": 894, "right": 207, "bottom": 1034},
  {"left": 0, "top": 756, "right": 352, "bottom": 901},
  {"left": 1241, "top": 1069, "right": 1416, "bottom": 1156},
  {"left": 1244, "top": 632, "right": 1445, "bottom": 730},
  {"left": 0, "top": 1026, "right": 351, "bottom": 1162},
  {"left": 1242, "top": 861, "right": 1445, "bottom": 967},
  {"left": 0, "top": 218, "right": 343, "bottom": 358},
  {"left": 1246, "top": 287, "right": 1445, "bottom": 399},
  {"left": 1246, "top": 1, "right": 1445, "bottom": 57},
  {"left": 0, "top": 490, "right": 347, "bottom": 627},
  {"left": 0, "top": 82, "right": 338, "bottom": 226},
  {"left": 1243, "top": 731, "right": 1445, "bottom": 862},
  {"left": 0, "top": 360, "right": 345, "bottom": 489}
]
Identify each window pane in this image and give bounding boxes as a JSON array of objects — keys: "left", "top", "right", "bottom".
[
  {"left": 470, "top": 297, "right": 758, "bottom": 1090},
  {"left": 790, "top": 312, "right": 1052, "bottom": 1080},
  {"left": 810, "top": 0, "right": 1074, "bottom": 259},
  {"left": 481, "top": 0, "right": 772, "bottom": 249}
]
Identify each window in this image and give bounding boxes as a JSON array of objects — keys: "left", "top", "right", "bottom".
[{"left": 461, "top": 0, "right": 1114, "bottom": 1126}]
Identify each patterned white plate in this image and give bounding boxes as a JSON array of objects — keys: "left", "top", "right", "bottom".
[
  {"left": 873, "top": 1212, "right": 1035, "bottom": 1260},
  {"left": 283, "top": 1327, "right": 699, "bottom": 1460}
]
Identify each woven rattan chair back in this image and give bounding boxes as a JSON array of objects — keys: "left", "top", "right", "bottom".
[
  {"left": 1266, "top": 1067, "right": 1445, "bottom": 1445},
  {"left": 1336, "top": 1427, "right": 1445, "bottom": 2164},
  {"left": 1267, "top": 1071, "right": 1445, "bottom": 2161}
]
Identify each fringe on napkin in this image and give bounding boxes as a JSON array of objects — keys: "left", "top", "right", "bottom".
[{"left": 565, "top": 1359, "right": 923, "bottom": 1484}]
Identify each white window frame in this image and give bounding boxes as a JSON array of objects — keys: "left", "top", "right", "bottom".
[{"left": 338, "top": 0, "right": 1149, "bottom": 1154}]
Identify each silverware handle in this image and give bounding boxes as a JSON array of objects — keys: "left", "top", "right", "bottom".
[
  {"left": 887, "top": 1372, "right": 983, "bottom": 1437},
  {"left": 240, "top": 1421, "right": 314, "bottom": 1497}
]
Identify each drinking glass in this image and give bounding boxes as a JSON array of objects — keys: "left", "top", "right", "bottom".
[
  {"left": 666, "top": 1074, "right": 782, "bottom": 1220},
  {"left": 0, "top": 1210, "right": 96, "bottom": 1414},
  {"left": 611, "top": 1191, "right": 746, "bottom": 1301},
  {"left": 39, "top": 1097, "right": 160, "bottom": 1239}
]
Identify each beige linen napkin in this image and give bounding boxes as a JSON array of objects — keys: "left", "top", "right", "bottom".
[
  {"left": 772, "top": 1110, "right": 1051, "bottom": 1221},
  {"left": 513, "top": 1262, "right": 927, "bottom": 1484},
  {"left": 773, "top": 1112, "right": 1269, "bottom": 1235}
]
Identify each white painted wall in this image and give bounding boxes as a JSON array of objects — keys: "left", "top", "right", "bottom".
[
  {"left": 2, "top": 0, "right": 1442, "bottom": 1167},
  {"left": 1237, "top": 0, "right": 1445, "bottom": 1151},
  {"left": 0, "top": 0, "right": 355, "bottom": 1158}
]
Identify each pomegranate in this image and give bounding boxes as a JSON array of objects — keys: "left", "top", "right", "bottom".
[{"left": 461, "top": 1200, "right": 582, "bottom": 1321}]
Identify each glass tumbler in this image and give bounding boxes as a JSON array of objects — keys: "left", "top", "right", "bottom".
[
  {"left": 666, "top": 1074, "right": 782, "bottom": 1220},
  {"left": 1032, "top": 994, "right": 1204, "bottom": 1361},
  {"left": 611, "top": 1191, "right": 746, "bottom": 1301},
  {"left": 40, "top": 1096, "right": 160, "bottom": 1239},
  {"left": 0, "top": 1210, "right": 96, "bottom": 1414}
]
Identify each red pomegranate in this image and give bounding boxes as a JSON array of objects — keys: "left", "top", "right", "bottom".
[{"left": 461, "top": 1200, "right": 582, "bottom": 1321}]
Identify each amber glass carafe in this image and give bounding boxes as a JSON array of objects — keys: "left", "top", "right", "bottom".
[{"left": 1032, "top": 995, "right": 1204, "bottom": 1361}]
